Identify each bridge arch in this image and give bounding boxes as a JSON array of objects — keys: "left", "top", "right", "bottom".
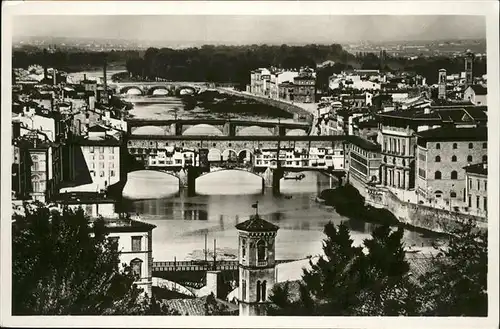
[
  {"left": 122, "top": 169, "right": 181, "bottom": 199},
  {"left": 237, "top": 125, "right": 273, "bottom": 136},
  {"left": 183, "top": 124, "right": 223, "bottom": 136},
  {"left": 238, "top": 149, "right": 254, "bottom": 164},
  {"left": 147, "top": 86, "right": 171, "bottom": 96},
  {"left": 207, "top": 148, "right": 222, "bottom": 162},
  {"left": 177, "top": 86, "right": 197, "bottom": 96},
  {"left": 221, "top": 149, "right": 238, "bottom": 162},
  {"left": 286, "top": 129, "right": 308, "bottom": 136},
  {"left": 119, "top": 86, "right": 143, "bottom": 96},
  {"left": 131, "top": 125, "right": 167, "bottom": 135}
]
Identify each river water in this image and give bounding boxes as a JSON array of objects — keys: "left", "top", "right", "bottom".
[
  {"left": 69, "top": 70, "right": 439, "bottom": 261},
  {"left": 122, "top": 170, "right": 437, "bottom": 262}
]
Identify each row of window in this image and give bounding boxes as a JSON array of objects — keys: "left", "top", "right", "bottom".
[
  {"left": 435, "top": 142, "right": 487, "bottom": 150},
  {"left": 468, "top": 195, "right": 488, "bottom": 212},
  {"left": 435, "top": 155, "right": 487, "bottom": 163},
  {"left": 434, "top": 171, "right": 458, "bottom": 180},
  {"left": 240, "top": 279, "right": 267, "bottom": 302},
  {"left": 89, "top": 170, "right": 115, "bottom": 178},
  {"left": 383, "top": 137, "right": 407, "bottom": 155},
  {"left": 469, "top": 178, "right": 487, "bottom": 192},
  {"left": 90, "top": 154, "right": 115, "bottom": 161},
  {"left": 89, "top": 161, "right": 115, "bottom": 169},
  {"left": 88, "top": 146, "right": 115, "bottom": 154},
  {"left": 109, "top": 236, "right": 143, "bottom": 252}
]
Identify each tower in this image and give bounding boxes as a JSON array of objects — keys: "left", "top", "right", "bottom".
[
  {"left": 235, "top": 204, "right": 279, "bottom": 316},
  {"left": 465, "top": 50, "right": 474, "bottom": 88},
  {"left": 438, "top": 69, "right": 447, "bottom": 100}
]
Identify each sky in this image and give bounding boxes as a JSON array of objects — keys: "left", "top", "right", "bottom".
[{"left": 13, "top": 15, "right": 486, "bottom": 45}]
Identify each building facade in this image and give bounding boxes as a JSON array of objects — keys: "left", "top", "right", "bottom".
[
  {"left": 464, "top": 162, "right": 488, "bottom": 218},
  {"left": 345, "top": 136, "right": 382, "bottom": 186},
  {"left": 463, "top": 85, "right": 487, "bottom": 106},
  {"left": 438, "top": 69, "right": 447, "bottom": 100},
  {"left": 104, "top": 218, "right": 156, "bottom": 297},
  {"left": 236, "top": 214, "right": 279, "bottom": 316},
  {"left": 415, "top": 127, "right": 487, "bottom": 209}
]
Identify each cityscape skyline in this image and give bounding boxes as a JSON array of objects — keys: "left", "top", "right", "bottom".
[{"left": 13, "top": 15, "right": 486, "bottom": 46}]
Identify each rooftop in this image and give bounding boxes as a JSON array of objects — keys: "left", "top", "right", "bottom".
[
  {"left": 100, "top": 217, "right": 157, "bottom": 232},
  {"left": 160, "top": 294, "right": 238, "bottom": 316},
  {"left": 464, "top": 162, "right": 488, "bottom": 176},
  {"left": 349, "top": 135, "right": 381, "bottom": 152},
  {"left": 235, "top": 214, "right": 279, "bottom": 232},
  {"left": 55, "top": 191, "right": 116, "bottom": 204},
  {"left": 416, "top": 126, "right": 487, "bottom": 141}
]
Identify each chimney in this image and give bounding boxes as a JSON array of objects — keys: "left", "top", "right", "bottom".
[
  {"left": 205, "top": 271, "right": 220, "bottom": 298},
  {"left": 83, "top": 74, "right": 87, "bottom": 82}
]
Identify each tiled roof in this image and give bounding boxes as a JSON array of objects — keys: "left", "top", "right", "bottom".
[
  {"left": 235, "top": 214, "right": 279, "bottom": 232},
  {"left": 464, "top": 162, "right": 488, "bottom": 176},
  {"left": 161, "top": 295, "right": 238, "bottom": 316},
  {"left": 416, "top": 127, "right": 487, "bottom": 141}
]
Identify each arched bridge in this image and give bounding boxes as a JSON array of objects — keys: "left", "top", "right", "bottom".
[
  {"left": 110, "top": 81, "right": 207, "bottom": 96},
  {"left": 127, "top": 118, "right": 311, "bottom": 137}
]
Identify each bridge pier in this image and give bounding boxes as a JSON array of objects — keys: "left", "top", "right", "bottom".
[
  {"left": 187, "top": 167, "right": 203, "bottom": 197},
  {"left": 262, "top": 167, "right": 283, "bottom": 195},
  {"left": 223, "top": 122, "right": 236, "bottom": 137}
]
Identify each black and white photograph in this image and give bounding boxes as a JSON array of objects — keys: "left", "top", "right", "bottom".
[{"left": 1, "top": 1, "right": 499, "bottom": 328}]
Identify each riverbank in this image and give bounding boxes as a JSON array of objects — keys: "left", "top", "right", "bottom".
[{"left": 319, "top": 185, "right": 449, "bottom": 238}]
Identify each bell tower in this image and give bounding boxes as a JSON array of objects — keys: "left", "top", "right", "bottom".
[
  {"left": 465, "top": 50, "right": 474, "bottom": 88},
  {"left": 235, "top": 203, "right": 279, "bottom": 316},
  {"left": 437, "top": 69, "right": 447, "bottom": 100}
]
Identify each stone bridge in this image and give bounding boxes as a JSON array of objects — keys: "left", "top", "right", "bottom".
[
  {"left": 125, "top": 135, "right": 351, "bottom": 195},
  {"left": 127, "top": 119, "right": 311, "bottom": 137},
  {"left": 110, "top": 81, "right": 208, "bottom": 96}
]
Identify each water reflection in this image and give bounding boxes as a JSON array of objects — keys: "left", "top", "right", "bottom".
[{"left": 123, "top": 171, "right": 437, "bottom": 261}]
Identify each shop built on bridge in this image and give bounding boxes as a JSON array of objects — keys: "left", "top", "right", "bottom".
[{"left": 124, "top": 135, "right": 352, "bottom": 195}]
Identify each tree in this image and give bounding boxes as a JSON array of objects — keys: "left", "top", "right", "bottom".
[
  {"left": 12, "top": 204, "right": 174, "bottom": 315},
  {"left": 268, "top": 222, "right": 418, "bottom": 316},
  {"left": 417, "top": 219, "right": 487, "bottom": 316}
]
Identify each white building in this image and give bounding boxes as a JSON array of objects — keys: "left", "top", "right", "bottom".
[
  {"left": 103, "top": 218, "right": 156, "bottom": 297},
  {"left": 463, "top": 85, "right": 487, "bottom": 106}
]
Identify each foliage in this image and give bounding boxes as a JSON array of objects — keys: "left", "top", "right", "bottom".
[
  {"left": 417, "top": 219, "right": 488, "bottom": 316},
  {"left": 12, "top": 205, "right": 175, "bottom": 315},
  {"left": 268, "top": 222, "right": 418, "bottom": 316}
]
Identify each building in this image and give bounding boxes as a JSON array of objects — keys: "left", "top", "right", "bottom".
[
  {"left": 438, "top": 69, "right": 447, "bottom": 100},
  {"left": 55, "top": 191, "right": 119, "bottom": 218},
  {"left": 345, "top": 135, "right": 382, "bottom": 189},
  {"left": 415, "top": 127, "right": 487, "bottom": 209},
  {"left": 464, "top": 50, "right": 475, "bottom": 87},
  {"left": 101, "top": 217, "right": 157, "bottom": 297},
  {"left": 249, "top": 68, "right": 271, "bottom": 96},
  {"left": 269, "top": 70, "right": 300, "bottom": 99},
  {"left": 463, "top": 85, "right": 487, "bottom": 106},
  {"left": 278, "top": 72, "right": 316, "bottom": 103},
  {"left": 236, "top": 212, "right": 279, "bottom": 316},
  {"left": 12, "top": 132, "right": 63, "bottom": 203},
  {"left": 63, "top": 125, "right": 121, "bottom": 193},
  {"left": 377, "top": 106, "right": 487, "bottom": 193},
  {"left": 464, "top": 162, "right": 488, "bottom": 218}
]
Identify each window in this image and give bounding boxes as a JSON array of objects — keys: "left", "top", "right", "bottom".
[
  {"left": 242, "top": 279, "right": 247, "bottom": 300},
  {"left": 109, "top": 162, "right": 114, "bottom": 169},
  {"left": 452, "top": 155, "right": 457, "bottom": 162},
  {"left": 436, "top": 143, "right": 440, "bottom": 150},
  {"left": 453, "top": 143, "right": 458, "bottom": 149},
  {"left": 99, "top": 154, "right": 104, "bottom": 160},
  {"left": 435, "top": 155, "right": 441, "bottom": 162},
  {"left": 91, "top": 162, "right": 95, "bottom": 169},
  {"left": 241, "top": 238, "right": 246, "bottom": 259},
  {"left": 110, "top": 170, "right": 115, "bottom": 177},
  {"left": 90, "top": 146, "right": 94, "bottom": 153},
  {"left": 435, "top": 171, "right": 441, "bottom": 180},
  {"left": 257, "top": 240, "right": 266, "bottom": 263},
  {"left": 451, "top": 171, "right": 458, "bottom": 180},
  {"left": 110, "top": 147, "right": 115, "bottom": 154},
  {"left": 477, "top": 179, "right": 480, "bottom": 190},
  {"left": 100, "top": 147, "right": 105, "bottom": 153},
  {"left": 99, "top": 171, "right": 104, "bottom": 177},
  {"left": 468, "top": 143, "right": 473, "bottom": 149},
  {"left": 485, "top": 180, "right": 487, "bottom": 191},
  {"left": 256, "top": 281, "right": 261, "bottom": 302},
  {"left": 469, "top": 178, "right": 472, "bottom": 189},
  {"left": 468, "top": 195, "right": 472, "bottom": 207},
  {"left": 130, "top": 259, "right": 142, "bottom": 278},
  {"left": 467, "top": 155, "right": 473, "bottom": 162},
  {"left": 484, "top": 196, "right": 487, "bottom": 211},
  {"left": 261, "top": 280, "right": 267, "bottom": 301},
  {"left": 482, "top": 142, "right": 487, "bottom": 149},
  {"left": 450, "top": 191, "right": 457, "bottom": 198},
  {"left": 131, "top": 236, "right": 142, "bottom": 252},
  {"left": 482, "top": 155, "right": 487, "bottom": 163},
  {"left": 476, "top": 196, "right": 480, "bottom": 209}
]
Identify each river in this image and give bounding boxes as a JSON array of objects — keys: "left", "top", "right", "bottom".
[
  {"left": 122, "top": 170, "right": 438, "bottom": 262},
  {"left": 74, "top": 70, "right": 439, "bottom": 261}
]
